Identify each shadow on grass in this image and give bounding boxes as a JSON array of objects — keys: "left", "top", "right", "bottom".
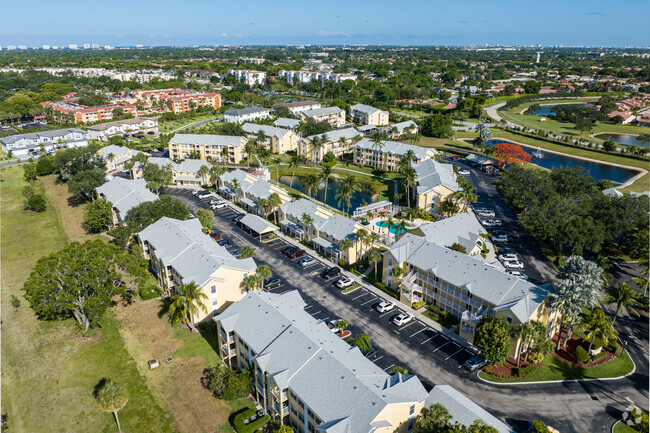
[
  {"left": 228, "top": 407, "right": 249, "bottom": 431},
  {"left": 157, "top": 298, "right": 172, "bottom": 320},
  {"left": 547, "top": 356, "right": 588, "bottom": 380}
]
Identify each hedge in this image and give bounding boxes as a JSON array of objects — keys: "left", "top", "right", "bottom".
[
  {"left": 233, "top": 409, "right": 270, "bottom": 433},
  {"left": 516, "top": 364, "right": 538, "bottom": 377},
  {"left": 575, "top": 345, "right": 589, "bottom": 363},
  {"left": 139, "top": 285, "right": 162, "bottom": 300}
]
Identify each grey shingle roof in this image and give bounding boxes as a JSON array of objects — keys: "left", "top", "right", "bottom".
[
  {"left": 388, "top": 233, "right": 547, "bottom": 322},
  {"left": 214, "top": 291, "right": 429, "bottom": 433},
  {"left": 301, "top": 106, "right": 344, "bottom": 118},
  {"left": 273, "top": 118, "right": 301, "bottom": 129},
  {"left": 137, "top": 217, "right": 256, "bottom": 287},
  {"left": 351, "top": 103, "right": 381, "bottom": 115},
  {"left": 425, "top": 385, "right": 515, "bottom": 433},
  {"left": 280, "top": 198, "right": 321, "bottom": 221},
  {"left": 98, "top": 144, "right": 131, "bottom": 158},
  {"left": 242, "top": 123, "right": 291, "bottom": 139},
  {"left": 169, "top": 134, "right": 244, "bottom": 148},
  {"left": 415, "top": 213, "right": 484, "bottom": 253},
  {"left": 413, "top": 159, "right": 460, "bottom": 194},
  {"left": 317, "top": 213, "right": 358, "bottom": 242},
  {"left": 239, "top": 214, "right": 277, "bottom": 234},
  {"left": 390, "top": 120, "right": 418, "bottom": 133},
  {"left": 224, "top": 106, "right": 270, "bottom": 116},
  {"left": 174, "top": 158, "right": 207, "bottom": 173},
  {"left": 1, "top": 128, "right": 88, "bottom": 145},
  {"left": 306, "top": 127, "right": 360, "bottom": 142},
  {"left": 95, "top": 177, "right": 157, "bottom": 218},
  {"left": 355, "top": 138, "right": 436, "bottom": 160}
]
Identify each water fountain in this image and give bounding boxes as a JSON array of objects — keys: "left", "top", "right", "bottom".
[{"left": 534, "top": 146, "right": 544, "bottom": 159}]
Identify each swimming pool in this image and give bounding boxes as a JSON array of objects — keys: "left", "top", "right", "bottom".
[{"left": 376, "top": 221, "right": 407, "bottom": 235}]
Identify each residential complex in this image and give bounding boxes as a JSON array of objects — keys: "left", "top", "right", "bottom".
[
  {"left": 411, "top": 159, "right": 459, "bottom": 215},
  {"left": 274, "top": 117, "right": 301, "bottom": 130},
  {"left": 96, "top": 144, "right": 142, "bottom": 172},
  {"left": 168, "top": 133, "right": 246, "bottom": 162},
  {"left": 137, "top": 217, "right": 257, "bottom": 323},
  {"left": 41, "top": 101, "right": 138, "bottom": 123},
  {"left": 350, "top": 103, "right": 389, "bottom": 126},
  {"left": 228, "top": 69, "right": 267, "bottom": 86},
  {"left": 87, "top": 117, "right": 158, "bottom": 141},
  {"left": 223, "top": 106, "right": 271, "bottom": 123},
  {"left": 218, "top": 169, "right": 292, "bottom": 214},
  {"left": 132, "top": 157, "right": 210, "bottom": 187},
  {"left": 271, "top": 100, "right": 321, "bottom": 115},
  {"left": 354, "top": 138, "right": 438, "bottom": 171},
  {"left": 95, "top": 177, "right": 157, "bottom": 225},
  {"left": 298, "top": 106, "right": 345, "bottom": 127},
  {"left": 242, "top": 123, "right": 299, "bottom": 153},
  {"left": 133, "top": 88, "right": 221, "bottom": 113},
  {"left": 0, "top": 128, "right": 89, "bottom": 159},
  {"left": 298, "top": 127, "right": 361, "bottom": 161},
  {"left": 384, "top": 120, "right": 418, "bottom": 139},
  {"left": 409, "top": 213, "right": 487, "bottom": 256},
  {"left": 278, "top": 70, "right": 358, "bottom": 84},
  {"left": 383, "top": 233, "right": 553, "bottom": 355}
]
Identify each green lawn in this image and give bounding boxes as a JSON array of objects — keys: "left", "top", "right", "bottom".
[
  {"left": 0, "top": 165, "right": 176, "bottom": 433},
  {"left": 504, "top": 111, "right": 650, "bottom": 137},
  {"left": 613, "top": 421, "right": 638, "bottom": 433},
  {"left": 478, "top": 350, "right": 634, "bottom": 384},
  {"left": 159, "top": 114, "right": 219, "bottom": 133}
]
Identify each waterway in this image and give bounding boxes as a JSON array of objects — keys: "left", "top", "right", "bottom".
[
  {"left": 594, "top": 133, "right": 648, "bottom": 148},
  {"left": 530, "top": 103, "right": 593, "bottom": 116}
]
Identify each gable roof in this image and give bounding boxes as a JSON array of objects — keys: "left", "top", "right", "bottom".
[
  {"left": 413, "top": 159, "right": 460, "bottom": 194},
  {"left": 301, "top": 106, "right": 344, "bottom": 118},
  {"left": 95, "top": 177, "right": 157, "bottom": 218},
  {"left": 242, "top": 123, "right": 291, "bottom": 139},
  {"left": 350, "top": 103, "right": 382, "bottom": 115},
  {"left": 169, "top": 134, "right": 244, "bottom": 148},
  {"left": 224, "top": 106, "right": 269, "bottom": 116},
  {"left": 274, "top": 117, "right": 301, "bottom": 129},
  {"left": 355, "top": 138, "right": 435, "bottom": 160},
  {"left": 414, "top": 213, "right": 484, "bottom": 252},
  {"left": 305, "top": 127, "right": 360, "bottom": 143}
]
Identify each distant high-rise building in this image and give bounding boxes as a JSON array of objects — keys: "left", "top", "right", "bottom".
[
  {"left": 42, "top": 45, "right": 50, "bottom": 50},
  {"left": 536, "top": 52, "right": 541, "bottom": 63},
  {"left": 18, "top": 45, "right": 27, "bottom": 50},
  {"left": 104, "top": 45, "right": 113, "bottom": 50},
  {"left": 92, "top": 43, "right": 99, "bottom": 49},
  {"left": 68, "top": 44, "right": 78, "bottom": 50},
  {"left": 83, "top": 43, "right": 90, "bottom": 49},
  {"left": 7, "top": 46, "right": 17, "bottom": 50},
  {"left": 136, "top": 44, "right": 144, "bottom": 48}
]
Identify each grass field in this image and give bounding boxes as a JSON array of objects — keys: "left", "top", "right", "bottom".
[
  {"left": 613, "top": 421, "right": 640, "bottom": 433},
  {"left": 159, "top": 114, "right": 218, "bottom": 133},
  {"left": 0, "top": 165, "right": 243, "bottom": 433}
]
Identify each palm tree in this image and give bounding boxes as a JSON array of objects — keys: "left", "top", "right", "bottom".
[
  {"left": 369, "top": 132, "right": 385, "bottom": 169},
  {"left": 351, "top": 334, "right": 373, "bottom": 353},
  {"left": 256, "top": 129, "right": 267, "bottom": 147},
  {"left": 198, "top": 165, "right": 209, "bottom": 185},
  {"left": 395, "top": 218, "right": 408, "bottom": 236},
  {"left": 288, "top": 154, "right": 302, "bottom": 188},
  {"left": 336, "top": 319, "right": 349, "bottom": 332},
  {"left": 454, "top": 183, "right": 477, "bottom": 213},
  {"left": 244, "top": 139, "right": 256, "bottom": 167},
  {"left": 301, "top": 212, "right": 314, "bottom": 240},
  {"left": 394, "top": 192, "right": 404, "bottom": 206},
  {"left": 356, "top": 229, "right": 369, "bottom": 255},
  {"left": 220, "top": 147, "right": 230, "bottom": 166},
  {"left": 209, "top": 165, "right": 225, "bottom": 185},
  {"left": 268, "top": 192, "right": 282, "bottom": 224},
  {"left": 310, "top": 136, "right": 324, "bottom": 163},
  {"left": 256, "top": 265, "right": 272, "bottom": 290},
  {"left": 168, "top": 295, "right": 187, "bottom": 325},
  {"left": 368, "top": 249, "right": 382, "bottom": 281},
  {"left": 401, "top": 166, "right": 418, "bottom": 208},
  {"left": 441, "top": 197, "right": 459, "bottom": 217},
  {"left": 177, "top": 282, "right": 208, "bottom": 326},
  {"left": 320, "top": 165, "right": 333, "bottom": 202},
  {"left": 231, "top": 178, "right": 241, "bottom": 203},
  {"left": 339, "top": 237, "right": 355, "bottom": 261},
  {"left": 239, "top": 245, "right": 256, "bottom": 259},
  {"left": 390, "top": 365, "right": 409, "bottom": 375},
  {"left": 95, "top": 379, "right": 128, "bottom": 433},
  {"left": 580, "top": 307, "right": 618, "bottom": 356},
  {"left": 304, "top": 173, "right": 321, "bottom": 198},
  {"left": 335, "top": 184, "right": 352, "bottom": 215},
  {"left": 241, "top": 274, "right": 262, "bottom": 292},
  {"left": 257, "top": 198, "right": 269, "bottom": 218},
  {"left": 272, "top": 157, "right": 282, "bottom": 180},
  {"left": 390, "top": 266, "right": 405, "bottom": 286},
  {"left": 604, "top": 283, "right": 642, "bottom": 324}
]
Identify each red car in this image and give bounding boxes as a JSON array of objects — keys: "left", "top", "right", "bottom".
[
  {"left": 451, "top": 155, "right": 461, "bottom": 160},
  {"left": 210, "top": 231, "right": 221, "bottom": 241},
  {"left": 288, "top": 249, "right": 305, "bottom": 259}
]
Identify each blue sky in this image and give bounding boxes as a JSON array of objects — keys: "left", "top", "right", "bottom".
[{"left": 2, "top": 0, "right": 649, "bottom": 47}]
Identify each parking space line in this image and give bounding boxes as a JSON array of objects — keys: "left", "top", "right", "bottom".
[
  {"left": 420, "top": 335, "right": 436, "bottom": 345},
  {"left": 383, "top": 364, "right": 395, "bottom": 372},
  {"left": 303, "top": 304, "right": 312, "bottom": 309},
  {"left": 445, "top": 347, "right": 464, "bottom": 360},
  {"left": 410, "top": 327, "right": 427, "bottom": 338},
  {"left": 373, "top": 356, "right": 383, "bottom": 362},
  {"left": 432, "top": 340, "right": 451, "bottom": 352},
  {"left": 321, "top": 316, "right": 329, "bottom": 322},
  {"left": 399, "top": 321, "right": 417, "bottom": 330},
  {"left": 360, "top": 298, "right": 377, "bottom": 306},
  {"left": 379, "top": 311, "right": 393, "bottom": 318},
  {"left": 352, "top": 293, "right": 369, "bottom": 300},
  {"left": 310, "top": 310, "right": 321, "bottom": 316}
]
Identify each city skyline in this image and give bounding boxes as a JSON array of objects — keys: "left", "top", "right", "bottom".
[{"left": 3, "top": 0, "right": 650, "bottom": 48}]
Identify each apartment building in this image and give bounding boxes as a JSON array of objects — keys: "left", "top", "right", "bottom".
[
  {"left": 242, "top": 123, "right": 299, "bottom": 153},
  {"left": 137, "top": 217, "right": 257, "bottom": 323},
  {"left": 271, "top": 100, "right": 321, "bottom": 115},
  {"left": 409, "top": 213, "right": 487, "bottom": 256},
  {"left": 354, "top": 138, "right": 438, "bottom": 171},
  {"left": 131, "top": 157, "right": 210, "bottom": 186},
  {"left": 278, "top": 70, "right": 358, "bottom": 85},
  {"left": 168, "top": 133, "right": 246, "bottom": 163},
  {"left": 133, "top": 88, "right": 221, "bottom": 113},
  {"left": 213, "top": 290, "right": 429, "bottom": 433},
  {"left": 279, "top": 198, "right": 369, "bottom": 264},
  {"left": 87, "top": 117, "right": 158, "bottom": 141},
  {"left": 383, "top": 233, "right": 553, "bottom": 354},
  {"left": 0, "top": 128, "right": 89, "bottom": 159},
  {"left": 95, "top": 177, "right": 157, "bottom": 225},
  {"left": 219, "top": 169, "right": 292, "bottom": 215},
  {"left": 411, "top": 159, "right": 459, "bottom": 215},
  {"left": 274, "top": 117, "right": 301, "bottom": 131},
  {"left": 41, "top": 101, "right": 138, "bottom": 123},
  {"left": 228, "top": 69, "right": 267, "bottom": 86},
  {"left": 299, "top": 106, "right": 345, "bottom": 128},
  {"left": 350, "top": 103, "right": 389, "bottom": 126},
  {"left": 384, "top": 120, "right": 418, "bottom": 140},
  {"left": 96, "top": 144, "right": 142, "bottom": 172},
  {"left": 298, "top": 127, "right": 361, "bottom": 161},
  {"left": 223, "top": 106, "right": 271, "bottom": 123}
]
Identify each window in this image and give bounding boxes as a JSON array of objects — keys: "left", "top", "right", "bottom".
[{"left": 506, "top": 316, "right": 513, "bottom": 324}]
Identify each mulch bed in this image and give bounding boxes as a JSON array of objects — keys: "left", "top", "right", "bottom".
[
  {"left": 551, "top": 330, "right": 617, "bottom": 367},
  {"left": 486, "top": 358, "right": 539, "bottom": 378}
]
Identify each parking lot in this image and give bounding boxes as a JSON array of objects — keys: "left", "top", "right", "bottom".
[{"left": 165, "top": 188, "right": 480, "bottom": 384}]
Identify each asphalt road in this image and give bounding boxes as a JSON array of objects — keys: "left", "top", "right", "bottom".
[{"left": 165, "top": 188, "right": 649, "bottom": 433}]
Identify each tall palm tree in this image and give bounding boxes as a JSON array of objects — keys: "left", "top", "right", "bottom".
[
  {"left": 220, "top": 147, "right": 230, "bottom": 166},
  {"left": 336, "top": 184, "right": 353, "bottom": 215},
  {"left": 368, "top": 249, "right": 382, "bottom": 281},
  {"left": 310, "top": 136, "right": 324, "bottom": 163},
  {"left": 320, "top": 165, "right": 333, "bottom": 202},
  {"left": 268, "top": 192, "right": 282, "bottom": 224},
  {"left": 369, "top": 132, "right": 385, "bottom": 169},
  {"left": 454, "top": 183, "right": 477, "bottom": 213},
  {"left": 256, "top": 129, "right": 267, "bottom": 147},
  {"left": 604, "top": 283, "right": 642, "bottom": 324},
  {"left": 239, "top": 245, "right": 256, "bottom": 259},
  {"left": 272, "top": 157, "right": 282, "bottom": 180},
  {"left": 256, "top": 265, "right": 272, "bottom": 290},
  {"left": 244, "top": 140, "right": 256, "bottom": 167},
  {"left": 441, "top": 197, "right": 459, "bottom": 217},
  {"left": 401, "top": 166, "right": 418, "bottom": 208},
  {"left": 301, "top": 212, "right": 314, "bottom": 240},
  {"left": 95, "top": 379, "right": 128, "bottom": 433},
  {"left": 390, "top": 266, "right": 405, "bottom": 285},
  {"left": 177, "top": 281, "right": 208, "bottom": 326},
  {"left": 257, "top": 198, "right": 269, "bottom": 218},
  {"left": 339, "top": 237, "right": 355, "bottom": 261},
  {"left": 288, "top": 154, "right": 302, "bottom": 188},
  {"left": 209, "top": 165, "right": 225, "bottom": 185},
  {"left": 241, "top": 274, "right": 262, "bottom": 292},
  {"left": 198, "top": 165, "right": 209, "bottom": 185},
  {"left": 168, "top": 295, "right": 188, "bottom": 325},
  {"left": 304, "top": 173, "right": 321, "bottom": 198},
  {"left": 356, "top": 229, "right": 369, "bottom": 255},
  {"left": 231, "top": 178, "right": 241, "bottom": 203}
]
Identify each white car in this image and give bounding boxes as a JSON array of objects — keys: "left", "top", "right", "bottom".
[
  {"left": 498, "top": 253, "right": 519, "bottom": 262},
  {"left": 458, "top": 169, "right": 470, "bottom": 175},
  {"left": 492, "top": 234, "right": 508, "bottom": 243},
  {"left": 327, "top": 319, "right": 343, "bottom": 333},
  {"left": 507, "top": 271, "right": 529, "bottom": 280},
  {"left": 336, "top": 277, "right": 354, "bottom": 289},
  {"left": 482, "top": 219, "right": 502, "bottom": 227},
  {"left": 376, "top": 301, "right": 395, "bottom": 313},
  {"left": 392, "top": 313, "right": 414, "bottom": 326},
  {"left": 210, "top": 201, "right": 227, "bottom": 210},
  {"left": 478, "top": 209, "right": 496, "bottom": 218},
  {"left": 298, "top": 257, "right": 317, "bottom": 267},
  {"left": 503, "top": 260, "right": 524, "bottom": 269}
]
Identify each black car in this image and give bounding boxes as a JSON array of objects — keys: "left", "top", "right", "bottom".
[
  {"left": 320, "top": 267, "right": 341, "bottom": 280},
  {"left": 231, "top": 213, "right": 245, "bottom": 222},
  {"left": 217, "top": 238, "right": 230, "bottom": 247},
  {"left": 280, "top": 246, "right": 295, "bottom": 255},
  {"left": 264, "top": 277, "right": 281, "bottom": 289}
]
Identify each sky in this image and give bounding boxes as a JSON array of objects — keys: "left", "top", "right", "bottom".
[{"left": 2, "top": 0, "right": 649, "bottom": 48}]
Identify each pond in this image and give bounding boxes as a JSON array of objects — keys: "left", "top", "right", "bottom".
[
  {"left": 277, "top": 174, "right": 374, "bottom": 213},
  {"left": 594, "top": 133, "right": 649, "bottom": 148},
  {"left": 530, "top": 103, "right": 593, "bottom": 116},
  {"left": 485, "top": 140, "right": 639, "bottom": 185}
]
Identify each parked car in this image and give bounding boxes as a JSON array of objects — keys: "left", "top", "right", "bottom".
[
  {"left": 451, "top": 155, "right": 461, "bottom": 160},
  {"left": 210, "top": 231, "right": 221, "bottom": 241},
  {"left": 392, "top": 312, "right": 414, "bottom": 326},
  {"left": 481, "top": 219, "right": 502, "bottom": 227},
  {"left": 298, "top": 257, "right": 317, "bottom": 267},
  {"left": 192, "top": 189, "right": 207, "bottom": 196},
  {"left": 288, "top": 249, "right": 305, "bottom": 259},
  {"left": 188, "top": 213, "right": 194, "bottom": 219},
  {"left": 376, "top": 301, "right": 395, "bottom": 313},
  {"left": 217, "top": 238, "right": 230, "bottom": 247},
  {"left": 280, "top": 245, "right": 297, "bottom": 255},
  {"left": 498, "top": 253, "right": 519, "bottom": 262},
  {"left": 335, "top": 277, "right": 354, "bottom": 289},
  {"left": 320, "top": 267, "right": 341, "bottom": 280},
  {"left": 264, "top": 276, "right": 281, "bottom": 289},
  {"left": 198, "top": 192, "right": 212, "bottom": 200},
  {"left": 503, "top": 260, "right": 524, "bottom": 269},
  {"left": 490, "top": 229, "right": 506, "bottom": 236},
  {"left": 327, "top": 319, "right": 343, "bottom": 333},
  {"left": 463, "top": 355, "right": 488, "bottom": 372},
  {"left": 231, "top": 213, "right": 245, "bottom": 222},
  {"left": 457, "top": 169, "right": 470, "bottom": 176},
  {"left": 507, "top": 271, "right": 529, "bottom": 280},
  {"left": 477, "top": 209, "right": 496, "bottom": 218},
  {"left": 492, "top": 234, "right": 508, "bottom": 243},
  {"left": 210, "top": 201, "right": 227, "bottom": 209}
]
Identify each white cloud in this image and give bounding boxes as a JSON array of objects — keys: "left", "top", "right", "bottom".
[{"left": 219, "top": 32, "right": 228, "bottom": 37}]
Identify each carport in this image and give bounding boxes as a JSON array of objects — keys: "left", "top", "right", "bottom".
[
  {"left": 239, "top": 214, "right": 278, "bottom": 241},
  {"left": 465, "top": 153, "right": 493, "bottom": 168}
]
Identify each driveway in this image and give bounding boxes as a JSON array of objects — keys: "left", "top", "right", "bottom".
[{"left": 164, "top": 188, "right": 649, "bottom": 433}]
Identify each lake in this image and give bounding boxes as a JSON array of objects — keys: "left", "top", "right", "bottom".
[
  {"left": 277, "top": 174, "right": 374, "bottom": 213},
  {"left": 530, "top": 103, "right": 592, "bottom": 116},
  {"left": 594, "top": 133, "right": 649, "bottom": 148},
  {"left": 485, "top": 140, "right": 639, "bottom": 185}
]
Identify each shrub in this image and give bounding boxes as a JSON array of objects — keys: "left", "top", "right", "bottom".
[
  {"left": 202, "top": 365, "right": 252, "bottom": 400},
  {"left": 139, "top": 285, "right": 161, "bottom": 300},
  {"left": 516, "top": 364, "right": 538, "bottom": 377},
  {"left": 629, "top": 408, "right": 649, "bottom": 433},
  {"left": 591, "top": 336, "right": 604, "bottom": 350},
  {"left": 412, "top": 301, "right": 426, "bottom": 310},
  {"left": 25, "top": 193, "right": 47, "bottom": 212},
  {"left": 531, "top": 420, "right": 550, "bottom": 433},
  {"left": 575, "top": 345, "right": 589, "bottom": 363}
]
